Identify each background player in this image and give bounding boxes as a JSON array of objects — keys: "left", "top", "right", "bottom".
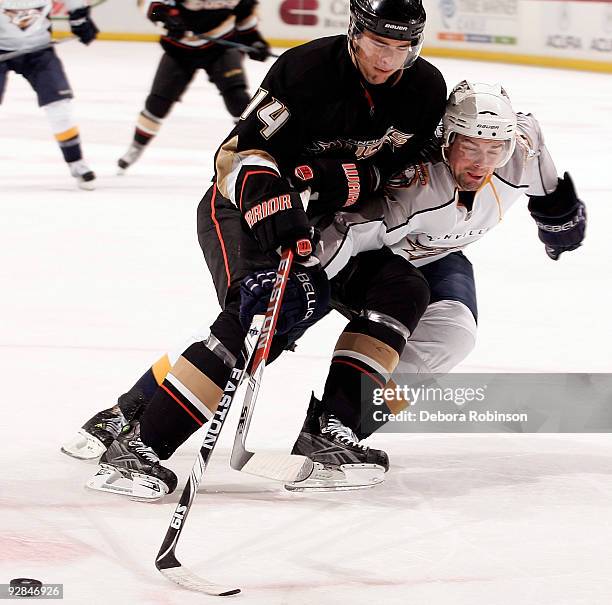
[
  {"left": 279, "top": 81, "right": 587, "bottom": 489},
  {"left": 61, "top": 0, "right": 447, "bottom": 499},
  {"left": 0, "top": 0, "right": 98, "bottom": 189},
  {"left": 116, "top": 0, "right": 271, "bottom": 173}
]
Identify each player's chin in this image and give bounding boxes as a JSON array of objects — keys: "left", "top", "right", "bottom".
[
  {"left": 366, "top": 68, "right": 396, "bottom": 84},
  {"left": 459, "top": 177, "right": 483, "bottom": 191},
  {"left": 462, "top": 173, "right": 487, "bottom": 190}
]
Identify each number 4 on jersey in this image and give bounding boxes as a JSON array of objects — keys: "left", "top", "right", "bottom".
[{"left": 240, "top": 88, "right": 290, "bottom": 139}]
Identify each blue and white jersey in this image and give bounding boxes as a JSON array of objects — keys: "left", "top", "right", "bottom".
[
  {"left": 0, "top": 0, "right": 85, "bottom": 52},
  {"left": 318, "top": 113, "right": 560, "bottom": 279}
]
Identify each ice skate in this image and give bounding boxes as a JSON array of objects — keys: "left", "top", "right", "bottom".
[
  {"left": 61, "top": 404, "right": 127, "bottom": 460},
  {"left": 86, "top": 421, "right": 177, "bottom": 501},
  {"left": 68, "top": 159, "right": 96, "bottom": 190},
  {"left": 61, "top": 390, "right": 146, "bottom": 460},
  {"left": 286, "top": 395, "right": 388, "bottom": 492},
  {"left": 117, "top": 142, "right": 144, "bottom": 174}
]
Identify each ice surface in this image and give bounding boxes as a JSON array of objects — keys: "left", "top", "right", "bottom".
[{"left": 1, "top": 41, "right": 611, "bottom": 604}]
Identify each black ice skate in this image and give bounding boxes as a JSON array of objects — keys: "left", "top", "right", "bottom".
[
  {"left": 61, "top": 404, "right": 127, "bottom": 460},
  {"left": 286, "top": 394, "right": 388, "bottom": 492},
  {"left": 86, "top": 421, "right": 177, "bottom": 501},
  {"left": 117, "top": 142, "right": 144, "bottom": 174},
  {"left": 68, "top": 160, "right": 96, "bottom": 190},
  {"left": 61, "top": 391, "right": 146, "bottom": 460}
]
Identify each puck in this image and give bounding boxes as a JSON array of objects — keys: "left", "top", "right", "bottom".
[{"left": 9, "top": 578, "right": 43, "bottom": 588}]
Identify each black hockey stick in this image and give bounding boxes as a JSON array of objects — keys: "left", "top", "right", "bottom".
[
  {"left": 155, "top": 248, "right": 295, "bottom": 596},
  {"left": 194, "top": 32, "right": 280, "bottom": 58},
  {"left": 0, "top": 36, "right": 76, "bottom": 63}
]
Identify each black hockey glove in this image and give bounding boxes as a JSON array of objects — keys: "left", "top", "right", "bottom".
[
  {"left": 239, "top": 265, "right": 331, "bottom": 335},
  {"left": 236, "top": 28, "right": 271, "bottom": 61},
  {"left": 147, "top": 2, "right": 186, "bottom": 39},
  {"left": 293, "top": 157, "right": 380, "bottom": 213},
  {"left": 246, "top": 191, "right": 313, "bottom": 257},
  {"left": 528, "top": 172, "right": 586, "bottom": 261},
  {"left": 68, "top": 7, "right": 99, "bottom": 45}
]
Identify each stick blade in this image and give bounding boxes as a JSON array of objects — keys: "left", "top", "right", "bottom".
[
  {"left": 158, "top": 565, "right": 241, "bottom": 596},
  {"left": 240, "top": 453, "right": 314, "bottom": 482}
]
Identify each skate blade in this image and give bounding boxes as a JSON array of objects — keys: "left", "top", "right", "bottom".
[
  {"left": 60, "top": 429, "right": 107, "bottom": 460},
  {"left": 285, "top": 463, "right": 385, "bottom": 492},
  {"left": 116, "top": 167, "right": 127, "bottom": 176},
  {"left": 86, "top": 464, "right": 168, "bottom": 502}
]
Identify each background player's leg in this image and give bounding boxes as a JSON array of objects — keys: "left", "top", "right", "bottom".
[
  {"left": 205, "top": 48, "right": 250, "bottom": 122},
  {"left": 117, "top": 52, "right": 195, "bottom": 173},
  {"left": 20, "top": 48, "right": 95, "bottom": 189}
]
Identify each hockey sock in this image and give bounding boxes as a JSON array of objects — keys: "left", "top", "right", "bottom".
[
  {"left": 116, "top": 355, "right": 171, "bottom": 421},
  {"left": 321, "top": 316, "right": 404, "bottom": 435},
  {"left": 43, "top": 99, "right": 83, "bottom": 163},
  {"left": 139, "top": 343, "right": 230, "bottom": 459},
  {"left": 133, "top": 108, "right": 163, "bottom": 147}
]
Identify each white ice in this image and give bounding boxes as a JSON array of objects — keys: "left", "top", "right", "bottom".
[{"left": 1, "top": 41, "right": 612, "bottom": 605}]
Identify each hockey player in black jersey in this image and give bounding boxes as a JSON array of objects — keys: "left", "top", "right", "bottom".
[
  {"left": 62, "top": 0, "right": 446, "bottom": 499},
  {"left": 117, "top": 0, "right": 271, "bottom": 173}
]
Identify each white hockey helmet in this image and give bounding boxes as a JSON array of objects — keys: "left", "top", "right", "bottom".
[{"left": 442, "top": 81, "right": 518, "bottom": 167}]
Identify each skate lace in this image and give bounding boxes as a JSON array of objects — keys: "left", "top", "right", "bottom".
[
  {"left": 128, "top": 439, "right": 160, "bottom": 464},
  {"left": 323, "top": 415, "right": 367, "bottom": 451}
]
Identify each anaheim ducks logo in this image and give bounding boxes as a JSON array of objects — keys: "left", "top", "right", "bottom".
[{"left": 307, "top": 126, "right": 414, "bottom": 160}]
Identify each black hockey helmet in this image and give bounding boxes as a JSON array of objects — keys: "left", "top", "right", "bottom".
[{"left": 350, "top": 0, "right": 426, "bottom": 43}]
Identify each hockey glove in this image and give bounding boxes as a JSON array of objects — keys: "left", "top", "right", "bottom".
[
  {"left": 246, "top": 190, "right": 313, "bottom": 257},
  {"left": 147, "top": 3, "right": 187, "bottom": 39},
  {"left": 236, "top": 28, "right": 271, "bottom": 61},
  {"left": 68, "top": 7, "right": 99, "bottom": 45},
  {"left": 240, "top": 266, "right": 331, "bottom": 335},
  {"left": 293, "top": 157, "right": 380, "bottom": 213},
  {"left": 528, "top": 172, "right": 586, "bottom": 261}
]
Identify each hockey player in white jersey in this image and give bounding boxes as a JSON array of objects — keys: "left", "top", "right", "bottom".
[
  {"left": 285, "top": 80, "right": 587, "bottom": 488},
  {"left": 0, "top": 0, "right": 98, "bottom": 189}
]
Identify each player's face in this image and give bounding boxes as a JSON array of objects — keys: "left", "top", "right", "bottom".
[
  {"left": 353, "top": 31, "right": 414, "bottom": 84},
  {"left": 447, "top": 134, "right": 506, "bottom": 190}
]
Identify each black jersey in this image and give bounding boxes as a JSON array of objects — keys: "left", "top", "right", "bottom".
[
  {"left": 214, "top": 35, "right": 446, "bottom": 220},
  {"left": 141, "top": 0, "right": 258, "bottom": 57}
]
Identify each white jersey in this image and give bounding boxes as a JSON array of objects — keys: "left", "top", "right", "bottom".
[
  {"left": 319, "top": 113, "right": 560, "bottom": 279},
  {"left": 0, "top": 0, "right": 84, "bottom": 52}
]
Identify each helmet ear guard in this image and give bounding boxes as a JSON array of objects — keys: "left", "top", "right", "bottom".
[{"left": 442, "top": 81, "right": 518, "bottom": 168}]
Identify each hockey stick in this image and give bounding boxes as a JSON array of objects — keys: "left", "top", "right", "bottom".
[
  {"left": 230, "top": 245, "right": 315, "bottom": 483},
  {"left": 0, "top": 36, "right": 76, "bottom": 63},
  {"left": 194, "top": 32, "right": 280, "bottom": 58},
  {"left": 155, "top": 249, "right": 294, "bottom": 596},
  {"left": 229, "top": 250, "right": 316, "bottom": 483}
]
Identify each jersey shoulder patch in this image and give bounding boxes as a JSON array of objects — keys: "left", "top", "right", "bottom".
[{"left": 386, "top": 161, "right": 430, "bottom": 189}]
